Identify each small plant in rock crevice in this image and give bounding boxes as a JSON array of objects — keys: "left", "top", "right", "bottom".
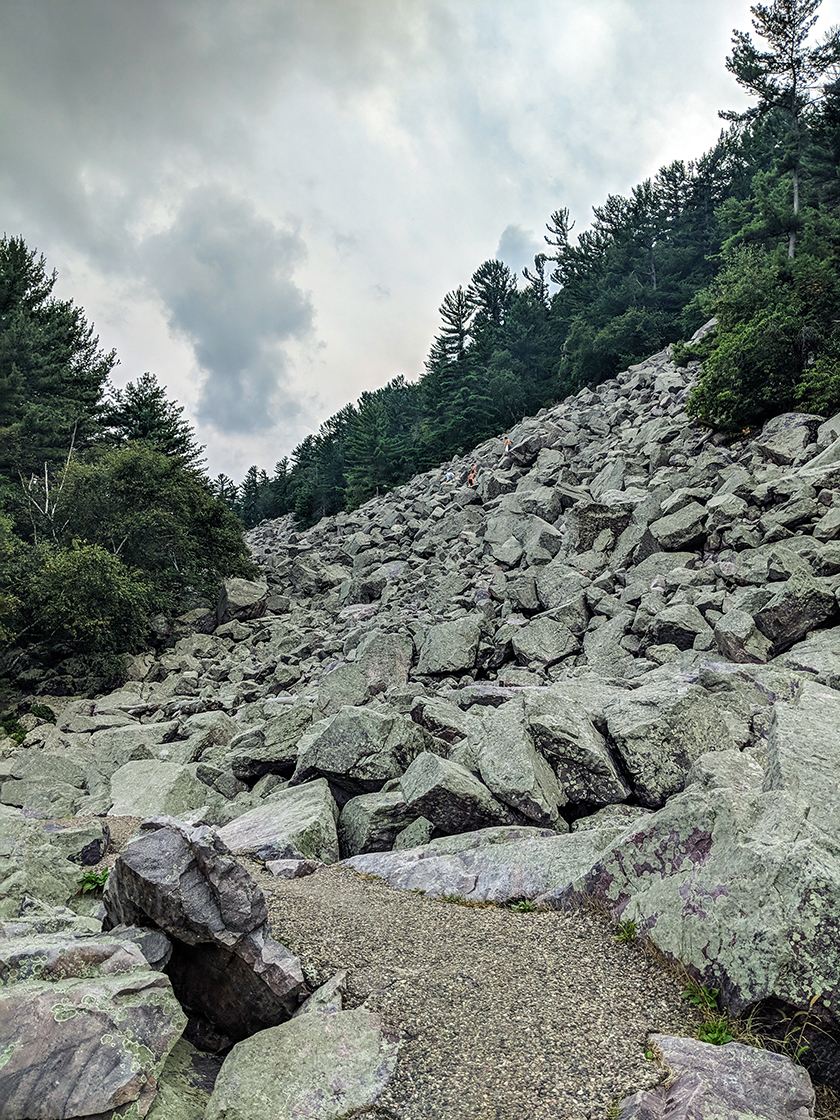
[
  {"left": 509, "top": 899, "right": 538, "bottom": 913},
  {"left": 78, "top": 868, "right": 109, "bottom": 895},
  {"left": 615, "top": 917, "right": 637, "bottom": 944}
]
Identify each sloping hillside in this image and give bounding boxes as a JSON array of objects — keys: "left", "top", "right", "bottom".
[{"left": 2, "top": 329, "right": 840, "bottom": 1118}]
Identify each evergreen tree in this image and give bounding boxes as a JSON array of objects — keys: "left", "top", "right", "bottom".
[
  {"left": 0, "top": 236, "right": 114, "bottom": 492},
  {"left": 721, "top": 0, "right": 840, "bottom": 257},
  {"left": 106, "top": 372, "right": 205, "bottom": 472}
]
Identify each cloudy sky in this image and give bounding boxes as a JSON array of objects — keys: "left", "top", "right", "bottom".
[{"left": 3, "top": 0, "right": 839, "bottom": 481}]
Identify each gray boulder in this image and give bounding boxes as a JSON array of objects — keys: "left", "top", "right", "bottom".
[
  {"left": 345, "top": 824, "right": 621, "bottom": 903},
  {"left": 206, "top": 1008, "right": 399, "bottom": 1120},
  {"left": 644, "top": 603, "right": 711, "bottom": 651},
  {"left": 649, "top": 502, "right": 707, "bottom": 550},
  {"left": 291, "top": 706, "right": 435, "bottom": 798},
  {"left": 754, "top": 411, "right": 822, "bottom": 466},
  {"left": 715, "top": 608, "right": 773, "bottom": 664},
  {"left": 416, "top": 617, "right": 483, "bottom": 674},
  {"left": 399, "top": 752, "right": 519, "bottom": 834},
  {"left": 524, "top": 691, "right": 629, "bottom": 806},
  {"left": 219, "top": 779, "right": 340, "bottom": 864},
  {"left": 108, "top": 760, "right": 211, "bottom": 818},
  {"left": 753, "top": 569, "right": 837, "bottom": 653},
  {"left": 0, "top": 964, "right": 186, "bottom": 1120},
  {"left": 617, "top": 1035, "right": 814, "bottom": 1120},
  {"left": 777, "top": 625, "right": 840, "bottom": 688},
  {"left": 217, "top": 577, "right": 268, "bottom": 624},
  {"left": 510, "top": 617, "right": 579, "bottom": 667},
  {"left": 103, "top": 818, "right": 306, "bottom": 1040},
  {"left": 338, "top": 788, "right": 417, "bottom": 856},
  {"left": 604, "top": 677, "right": 743, "bottom": 807},
  {"left": 469, "top": 701, "right": 564, "bottom": 826}
]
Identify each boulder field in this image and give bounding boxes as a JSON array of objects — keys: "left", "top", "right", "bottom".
[{"left": 2, "top": 327, "right": 840, "bottom": 1116}]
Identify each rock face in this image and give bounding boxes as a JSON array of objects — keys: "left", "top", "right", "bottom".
[
  {"left": 0, "top": 925, "right": 186, "bottom": 1120},
  {"left": 205, "top": 1008, "right": 400, "bottom": 1120},
  {"left": 103, "top": 818, "right": 306, "bottom": 1041},
  {"left": 617, "top": 1035, "right": 815, "bottom": 1119},
  {"left": 6, "top": 332, "right": 840, "bottom": 1107}
]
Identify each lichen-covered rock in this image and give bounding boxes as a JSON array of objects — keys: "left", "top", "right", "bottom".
[
  {"left": 416, "top": 616, "right": 483, "bottom": 674},
  {"left": 103, "top": 818, "right": 306, "bottom": 1041},
  {"left": 617, "top": 1035, "right": 815, "bottom": 1120},
  {"left": 604, "top": 677, "right": 743, "bottom": 807},
  {"left": 399, "top": 752, "right": 520, "bottom": 834},
  {"left": 338, "top": 787, "right": 417, "bottom": 856},
  {"left": 205, "top": 1008, "right": 399, "bottom": 1120},
  {"left": 219, "top": 779, "right": 340, "bottom": 864},
  {"left": 291, "top": 706, "right": 435, "bottom": 798},
  {"left": 0, "top": 966, "right": 186, "bottom": 1120}
]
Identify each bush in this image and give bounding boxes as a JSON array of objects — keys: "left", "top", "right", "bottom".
[{"left": 25, "top": 542, "right": 152, "bottom": 654}]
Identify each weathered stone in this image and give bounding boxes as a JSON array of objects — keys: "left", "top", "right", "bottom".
[
  {"left": 715, "top": 608, "right": 773, "bottom": 664},
  {"left": 228, "top": 702, "right": 313, "bottom": 782},
  {"left": 416, "top": 617, "right": 483, "bottom": 674},
  {"left": 146, "top": 1037, "right": 219, "bottom": 1120},
  {"left": 291, "top": 706, "right": 434, "bottom": 798},
  {"left": 109, "top": 760, "right": 210, "bottom": 818},
  {"left": 524, "top": 692, "right": 630, "bottom": 806},
  {"left": 510, "top": 616, "right": 579, "bottom": 667},
  {"left": 755, "top": 411, "right": 822, "bottom": 466},
  {"left": 617, "top": 1035, "right": 815, "bottom": 1120},
  {"left": 644, "top": 603, "right": 711, "bottom": 651},
  {"left": 399, "top": 753, "right": 519, "bottom": 834},
  {"left": 338, "top": 788, "right": 417, "bottom": 856},
  {"left": 777, "top": 626, "right": 840, "bottom": 688},
  {"left": 346, "top": 825, "right": 621, "bottom": 903},
  {"left": 206, "top": 1008, "right": 399, "bottom": 1120},
  {"left": 649, "top": 501, "right": 707, "bottom": 550},
  {"left": 469, "top": 700, "right": 564, "bottom": 826},
  {"left": 604, "top": 677, "right": 743, "bottom": 807},
  {"left": 0, "top": 966, "right": 186, "bottom": 1119},
  {"left": 753, "top": 568, "right": 837, "bottom": 653},
  {"left": 103, "top": 818, "right": 306, "bottom": 1040},
  {"left": 219, "top": 779, "right": 339, "bottom": 863},
  {"left": 217, "top": 577, "right": 269, "bottom": 625}
]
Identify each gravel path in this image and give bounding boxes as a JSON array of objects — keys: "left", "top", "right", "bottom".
[{"left": 249, "top": 860, "right": 700, "bottom": 1120}]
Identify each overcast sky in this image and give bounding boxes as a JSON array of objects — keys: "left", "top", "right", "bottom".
[{"left": 3, "top": 0, "right": 840, "bottom": 481}]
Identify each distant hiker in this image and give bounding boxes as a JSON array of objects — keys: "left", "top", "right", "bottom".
[
  {"left": 467, "top": 465, "right": 477, "bottom": 486},
  {"left": 503, "top": 436, "right": 511, "bottom": 455},
  {"left": 445, "top": 470, "right": 454, "bottom": 481}
]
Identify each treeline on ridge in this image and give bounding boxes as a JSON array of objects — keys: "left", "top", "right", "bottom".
[{"left": 225, "top": 0, "right": 840, "bottom": 530}]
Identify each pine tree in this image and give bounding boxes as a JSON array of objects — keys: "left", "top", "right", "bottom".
[
  {"left": 106, "top": 372, "right": 205, "bottom": 472},
  {"left": 721, "top": 0, "right": 840, "bottom": 257}
]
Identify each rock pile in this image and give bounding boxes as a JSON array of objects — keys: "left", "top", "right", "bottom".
[{"left": 2, "top": 326, "right": 839, "bottom": 1114}]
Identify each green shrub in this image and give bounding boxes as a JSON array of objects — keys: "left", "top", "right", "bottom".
[{"left": 25, "top": 541, "right": 152, "bottom": 654}]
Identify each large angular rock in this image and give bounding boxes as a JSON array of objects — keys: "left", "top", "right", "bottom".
[
  {"left": 291, "top": 706, "right": 434, "bottom": 798},
  {"left": 354, "top": 629, "right": 414, "bottom": 693},
  {"left": 108, "top": 760, "right": 211, "bottom": 818},
  {"left": 649, "top": 502, "right": 707, "bottom": 550},
  {"left": 540, "top": 744, "right": 840, "bottom": 1085},
  {"left": 617, "top": 1035, "right": 815, "bottom": 1120},
  {"left": 0, "top": 807, "right": 81, "bottom": 918},
  {"left": 416, "top": 617, "right": 483, "bottom": 674},
  {"left": 524, "top": 691, "right": 629, "bottom": 806},
  {"left": 715, "top": 608, "right": 773, "bottom": 664},
  {"left": 206, "top": 1008, "right": 399, "bottom": 1120},
  {"left": 644, "top": 603, "right": 711, "bottom": 651},
  {"left": 753, "top": 569, "right": 837, "bottom": 653},
  {"left": 763, "top": 679, "right": 840, "bottom": 838},
  {"left": 338, "top": 788, "right": 417, "bottom": 856},
  {"left": 469, "top": 701, "right": 564, "bottom": 826},
  {"left": 345, "top": 825, "right": 620, "bottom": 903},
  {"left": 0, "top": 966, "right": 186, "bottom": 1120},
  {"left": 103, "top": 818, "right": 306, "bottom": 1041},
  {"left": 218, "top": 779, "right": 340, "bottom": 864},
  {"left": 604, "top": 677, "right": 743, "bottom": 807},
  {"left": 777, "top": 626, "right": 840, "bottom": 688},
  {"left": 510, "top": 617, "right": 579, "bottom": 667},
  {"left": 399, "top": 752, "right": 519, "bottom": 835},
  {"left": 754, "top": 411, "right": 822, "bottom": 466},
  {"left": 217, "top": 577, "right": 268, "bottom": 625},
  {"left": 228, "top": 702, "right": 313, "bottom": 782}
]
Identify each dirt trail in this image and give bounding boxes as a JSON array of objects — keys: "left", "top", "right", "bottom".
[{"left": 251, "top": 861, "right": 699, "bottom": 1120}]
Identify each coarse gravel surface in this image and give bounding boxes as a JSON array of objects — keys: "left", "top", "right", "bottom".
[{"left": 246, "top": 859, "right": 701, "bottom": 1120}]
